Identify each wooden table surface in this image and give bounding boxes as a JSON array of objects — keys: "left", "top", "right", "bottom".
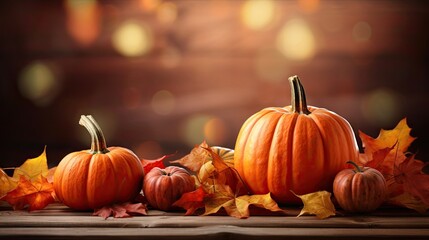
[{"left": 0, "top": 204, "right": 428, "bottom": 240}]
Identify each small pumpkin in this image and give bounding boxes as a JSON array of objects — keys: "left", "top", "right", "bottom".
[
  {"left": 143, "top": 166, "right": 195, "bottom": 211},
  {"left": 333, "top": 161, "right": 387, "bottom": 213},
  {"left": 234, "top": 75, "right": 359, "bottom": 204},
  {"left": 53, "top": 115, "right": 144, "bottom": 210}
]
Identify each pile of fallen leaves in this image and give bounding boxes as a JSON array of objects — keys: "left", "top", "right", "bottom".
[
  {"left": 358, "top": 118, "right": 429, "bottom": 213},
  {"left": 0, "top": 118, "right": 428, "bottom": 219},
  {"left": 0, "top": 147, "right": 56, "bottom": 211}
]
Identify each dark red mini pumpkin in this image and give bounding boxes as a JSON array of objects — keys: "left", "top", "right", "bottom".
[
  {"left": 143, "top": 166, "right": 195, "bottom": 211},
  {"left": 333, "top": 161, "right": 387, "bottom": 213}
]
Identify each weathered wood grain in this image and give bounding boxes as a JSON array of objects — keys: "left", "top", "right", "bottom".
[
  {"left": 1, "top": 214, "right": 429, "bottom": 229},
  {"left": 1, "top": 227, "right": 429, "bottom": 240},
  {"left": 1, "top": 204, "right": 429, "bottom": 239}
]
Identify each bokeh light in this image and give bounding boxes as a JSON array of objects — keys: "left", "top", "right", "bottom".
[
  {"left": 157, "top": 2, "right": 178, "bottom": 24},
  {"left": 138, "top": 0, "right": 161, "bottom": 12},
  {"left": 112, "top": 20, "right": 153, "bottom": 57},
  {"left": 298, "top": 0, "right": 320, "bottom": 14},
  {"left": 276, "top": 19, "right": 316, "bottom": 61},
  {"left": 18, "top": 61, "right": 61, "bottom": 107},
  {"left": 241, "top": 0, "right": 275, "bottom": 30},
  {"left": 256, "top": 48, "right": 289, "bottom": 82},
  {"left": 204, "top": 117, "right": 228, "bottom": 146},
  {"left": 353, "top": 21, "right": 372, "bottom": 42},
  {"left": 361, "top": 88, "right": 401, "bottom": 125},
  {"left": 182, "top": 115, "right": 228, "bottom": 147},
  {"left": 151, "top": 90, "right": 176, "bottom": 115},
  {"left": 134, "top": 140, "right": 163, "bottom": 159},
  {"left": 182, "top": 114, "right": 211, "bottom": 146},
  {"left": 65, "top": 0, "right": 100, "bottom": 46}
]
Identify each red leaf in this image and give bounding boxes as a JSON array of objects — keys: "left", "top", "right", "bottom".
[
  {"left": 93, "top": 202, "right": 148, "bottom": 219},
  {"left": 1, "top": 175, "right": 55, "bottom": 211},
  {"left": 141, "top": 154, "right": 174, "bottom": 174},
  {"left": 173, "top": 186, "right": 209, "bottom": 216},
  {"left": 394, "top": 155, "right": 429, "bottom": 205}
]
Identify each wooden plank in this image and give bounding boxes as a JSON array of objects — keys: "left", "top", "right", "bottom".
[
  {"left": 1, "top": 214, "right": 429, "bottom": 229},
  {"left": 0, "top": 227, "right": 429, "bottom": 240}
]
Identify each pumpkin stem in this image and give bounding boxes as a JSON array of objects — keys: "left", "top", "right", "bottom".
[
  {"left": 347, "top": 160, "right": 363, "bottom": 173},
  {"left": 289, "top": 75, "right": 311, "bottom": 115},
  {"left": 79, "top": 115, "right": 110, "bottom": 154}
]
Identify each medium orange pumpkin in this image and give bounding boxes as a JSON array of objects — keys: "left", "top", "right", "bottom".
[
  {"left": 53, "top": 115, "right": 144, "bottom": 210},
  {"left": 333, "top": 161, "right": 387, "bottom": 213},
  {"left": 143, "top": 166, "right": 195, "bottom": 211},
  {"left": 234, "top": 75, "right": 359, "bottom": 204}
]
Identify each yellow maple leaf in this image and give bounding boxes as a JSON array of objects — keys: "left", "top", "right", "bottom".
[
  {"left": 0, "top": 169, "right": 17, "bottom": 197},
  {"left": 203, "top": 184, "right": 284, "bottom": 218},
  {"left": 12, "top": 146, "right": 49, "bottom": 181},
  {"left": 293, "top": 191, "right": 336, "bottom": 219}
]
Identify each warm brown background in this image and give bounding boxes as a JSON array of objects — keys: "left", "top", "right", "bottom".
[{"left": 1, "top": 0, "right": 428, "bottom": 168}]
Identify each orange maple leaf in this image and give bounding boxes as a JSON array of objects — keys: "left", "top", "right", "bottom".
[
  {"left": 1, "top": 175, "right": 55, "bottom": 211},
  {"left": 93, "top": 202, "right": 148, "bottom": 219},
  {"left": 359, "top": 118, "right": 416, "bottom": 176}
]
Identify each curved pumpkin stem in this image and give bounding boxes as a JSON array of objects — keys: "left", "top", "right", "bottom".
[
  {"left": 288, "top": 75, "right": 311, "bottom": 115},
  {"left": 347, "top": 160, "right": 363, "bottom": 173},
  {"left": 79, "top": 115, "right": 109, "bottom": 154}
]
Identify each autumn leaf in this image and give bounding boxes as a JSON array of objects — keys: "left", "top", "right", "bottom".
[
  {"left": 389, "top": 192, "right": 429, "bottom": 213},
  {"left": 0, "top": 169, "right": 17, "bottom": 197},
  {"left": 172, "top": 186, "right": 209, "bottom": 216},
  {"left": 293, "top": 191, "right": 336, "bottom": 219},
  {"left": 171, "top": 141, "right": 210, "bottom": 172},
  {"left": 93, "top": 202, "right": 148, "bottom": 219},
  {"left": 1, "top": 175, "right": 55, "bottom": 211},
  {"left": 141, "top": 154, "right": 172, "bottom": 174},
  {"left": 359, "top": 144, "right": 396, "bottom": 170},
  {"left": 393, "top": 154, "right": 429, "bottom": 206},
  {"left": 12, "top": 146, "right": 49, "bottom": 181},
  {"left": 202, "top": 147, "right": 249, "bottom": 196},
  {"left": 359, "top": 118, "right": 415, "bottom": 175},
  {"left": 203, "top": 184, "right": 284, "bottom": 219}
]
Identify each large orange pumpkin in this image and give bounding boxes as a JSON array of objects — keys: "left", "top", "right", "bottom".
[
  {"left": 53, "top": 115, "right": 144, "bottom": 210},
  {"left": 234, "top": 76, "right": 359, "bottom": 204}
]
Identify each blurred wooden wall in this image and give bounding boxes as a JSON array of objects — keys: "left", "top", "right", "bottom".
[{"left": 1, "top": 0, "right": 429, "bottom": 167}]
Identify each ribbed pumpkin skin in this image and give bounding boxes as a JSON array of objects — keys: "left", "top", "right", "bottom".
[
  {"left": 333, "top": 166, "right": 387, "bottom": 213},
  {"left": 54, "top": 147, "right": 144, "bottom": 210},
  {"left": 143, "top": 166, "right": 195, "bottom": 211},
  {"left": 234, "top": 106, "right": 359, "bottom": 204}
]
